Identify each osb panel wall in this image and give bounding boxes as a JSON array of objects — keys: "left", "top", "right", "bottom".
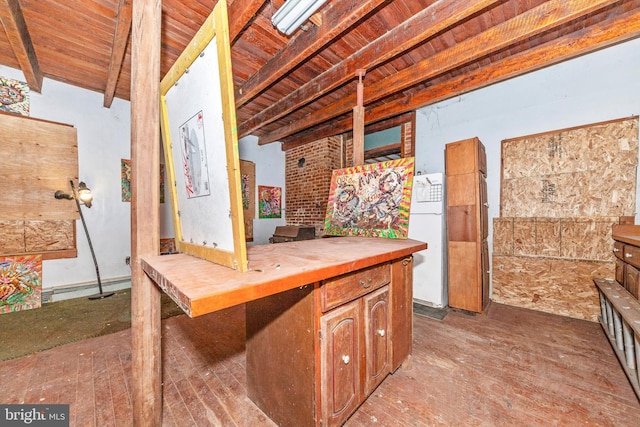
[
  {"left": 0, "top": 220, "right": 76, "bottom": 259},
  {"left": 492, "top": 217, "right": 618, "bottom": 321},
  {"left": 501, "top": 117, "right": 638, "bottom": 217},
  {"left": 495, "top": 117, "right": 638, "bottom": 321},
  {"left": 0, "top": 113, "right": 78, "bottom": 259}
]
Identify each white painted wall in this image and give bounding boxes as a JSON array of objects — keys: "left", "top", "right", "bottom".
[
  {"left": 414, "top": 37, "right": 640, "bottom": 291},
  {"left": 239, "top": 135, "right": 286, "bottom": 245},
  {"left": 4, "top": 37, "right": 636, "bottom": 295},
  {"left": 0, "top": 65, "right": 133, "bottom": 296}
]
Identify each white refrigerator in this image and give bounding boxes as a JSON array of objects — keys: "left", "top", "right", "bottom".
[{"left": 408, "top": 172, "right": 447, "bottom": 308}]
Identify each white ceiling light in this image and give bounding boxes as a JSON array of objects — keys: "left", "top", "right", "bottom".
[{"left": 271, "top": 0, "right": 328, "bottom": 36}]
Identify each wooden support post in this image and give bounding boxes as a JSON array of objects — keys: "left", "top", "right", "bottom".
[
  {"left": 131, "top": 0, "right": 162, "bottom": 425},
  {"left": 352, "top": 69, "right": 366, "bottom": 166}
]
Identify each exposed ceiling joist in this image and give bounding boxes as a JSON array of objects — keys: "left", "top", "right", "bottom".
[
  {"left": 259, "top": 0, "right": 621, "bottom": 145},
  {"left": 228, "top": 0, "right": 267, "bottom": 43},
  {"left": 239, "top": 0, "right": 503, "bottom": 138},
  {"left": 103, "top": 0, "right": 132, "bottom": 107},
  {"left": 235, "top": 0, "right": 386, "bottom": 107},
  {"left": 282, "top": 5, "right": 640, "bottom": 149},
  {"left": 0, "top": 0, "right": 637, "bottom": 151},
  {"left": 0, "top": 0, "right": 42, "bottom": 92}
]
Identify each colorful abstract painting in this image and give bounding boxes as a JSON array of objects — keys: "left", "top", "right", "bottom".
[
  {"left": 241, "top": 174, "right": 250, "bottom": 210},
  {"left": 122, "top": 159, "right": 165, "bottom": 203},
  {"left": 324, "top": 158, "right": 415, "bottom": 239},
  {"left": 160, "top": 238, "right": 177, "bottom": 255},
  {"left": 121, "top": 159, "right": 132, "bottom": 202},
  {"left": 0, "top": 77, "right": 29, "bottom": 116},
  {"left": 0, "top": 255, "right": 42, "bottom": 314},
  {"left": 258, "top": 185, "right": 282, "bottom": 219}
]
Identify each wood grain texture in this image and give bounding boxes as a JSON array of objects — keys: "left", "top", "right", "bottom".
[
  {"left": 3, "top": 302, "right": 638, "bottom": 425},
  {"left": 297, "top": 4, "right": 640, "bottom": 145},
  {"left": 142, "top": 237, "right": 426, "bottom": 317},
  {"left": 0, "top": 0, "right": 42, "bottom": 91},
  {"left": 130, "top": 0, "right": 162, "bottom": 424},
  {"left": 0, "top": 112, "right": 77, "bottom": 221}
]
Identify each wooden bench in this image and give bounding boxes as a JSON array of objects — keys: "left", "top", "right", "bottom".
[{"left": 594, "top": 277, "right": 640, "bottom": 399}]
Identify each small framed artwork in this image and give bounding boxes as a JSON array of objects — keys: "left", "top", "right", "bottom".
[
  {"left": 324, "top": 158, "right": 415, "bottom": 238},
  {"left": 159, "top": 1, "right": 247, "bottom": 271},
  {"left": 258, "top": 185, "right": 282, "bottom": 219},
  {"left": 240, "top": 160, "right": 255, "bottom": 241}
]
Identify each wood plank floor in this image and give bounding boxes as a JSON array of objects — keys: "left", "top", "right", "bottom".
[{"left": 1, "top": 302, "right": 638, "bottom": 426}]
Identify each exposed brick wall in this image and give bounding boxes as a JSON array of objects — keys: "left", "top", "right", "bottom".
[
  {"left": 284, "top": 118, "right": 414, "bottom": 237},
  {"left": 343, "top": 131, "right": 354, "bottom": 167},
  {"left": 285, "top": 136, "right": 343, "bottom": 236}
]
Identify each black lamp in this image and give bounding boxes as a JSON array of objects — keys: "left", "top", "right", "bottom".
[{"left": 55, "top": 180, "right": 114, "bottom": 300}]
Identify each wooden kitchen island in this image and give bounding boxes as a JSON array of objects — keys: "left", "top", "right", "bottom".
[{"left": 141, "top": 237, "right": 426, "bottom": 426}]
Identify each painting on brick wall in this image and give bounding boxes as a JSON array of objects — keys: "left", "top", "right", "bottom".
[
  {"left": 258, "top": 185, "right": 282, "bottom": 219},
  {"left": 324, "top": 157, "right": 415, "bottom": 239},
  {"left": 0, "top": 255, "right": 42, "bottom": 314}
]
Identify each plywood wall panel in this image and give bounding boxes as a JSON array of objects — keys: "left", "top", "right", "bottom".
[
  {"left": 496, "top": 117, "right": 638, "bottom": 320},
  {"left": 0, "top": 220, "right": 25, "bottom": 253},
  {"left": 492, "top": 218, "right": 513, "bottom": 256},
  {"left": 560, "top": 219, "right": 616, "bottom": 261},
  {"left": 492, "top": 255, "right": 613, "bottom": 321},
  {"left": 0, "top": 113, "right": 78, "bottom": 221},
  {"left": 24, "top": 220, "right": 75, "bottom": 252},
  {"left": 513, "top": 218, "right": 537, "bottom": 256},
  {"left": 501, "top": 117, "right": 638, "bottom": 218},
  {"left": 536, "top": 218, "right": 562, "bottom": 258}
]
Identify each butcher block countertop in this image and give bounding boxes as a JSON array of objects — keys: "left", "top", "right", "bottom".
[
  {"left": 141, "top": 237, "right": 426, "bottom": 317},
  {"left": 612, "top": 224, "right": 640, "bottom": 246}
]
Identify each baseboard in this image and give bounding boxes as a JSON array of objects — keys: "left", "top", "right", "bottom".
[{"left": 42, "top": 277, "right": 132, "bottom": 303}]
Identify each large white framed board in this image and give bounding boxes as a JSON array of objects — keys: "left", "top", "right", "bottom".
[{"left": 159, "top": 0, "right": 247, "bottom": 272}]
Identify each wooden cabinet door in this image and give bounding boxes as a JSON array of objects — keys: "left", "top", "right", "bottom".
[
  {"left": 364, "top": 286, "right": 390, "bottom": 396},
  {"left": 615, "top": 257, "right": 626, "bottom": 287},
  {"left": 391, "top": 257, "right": 413, "bottom": 371},
  {"left": 625, "top": 263, "right": 640, "bottom": 299},
  {"left": 321, "top": 301, "right": 361, "bottom": 427}
]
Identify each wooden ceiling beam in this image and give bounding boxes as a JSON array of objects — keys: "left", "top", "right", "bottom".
[
  {"left": 281, "top": 111, "right": 414, "bottom": 151},
  {"left": 228, "top": 0, "right": 267, "bottom": 43},
  {"left": 281, "top": 6, "right": 640, "bottom": 149},
  {"left": 103, "top": 0, "right": 132, "bottom": 108},
  {"left": 0, "top": 0, "right": 42, "bottom": 92},
  {"left": 259, "top": 0, "right": 620, "bottom": 145},
  {"left": 235, "top": 0, "right": 386, "bottom": 108},
  {"left": 239, "top": 0, "right": 502, "bottom": 138}
]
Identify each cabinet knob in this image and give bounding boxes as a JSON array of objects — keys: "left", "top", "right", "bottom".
[
  {"left": 360, "top": 278, "right": 372, "bottom": 289},
  {"left": 377, "top": 329, "right": 385, "bottom": 337},
  {"left": 342, "top": 355, "right": 350, "bottom": 365},
  {"left": 613, "top": 248, "right": 621, "bottom": 252},
  {"left": 625, "top": 253, "right": 633, "bottom": 258},
  {"left": 483, "top": 202, "right": 489, "bottom": 207}
]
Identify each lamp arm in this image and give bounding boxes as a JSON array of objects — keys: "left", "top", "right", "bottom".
[{"left": 70, "top": 180, "right": 105, "bottom": 295}]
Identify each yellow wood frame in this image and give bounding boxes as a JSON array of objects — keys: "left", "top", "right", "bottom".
[{"left": 159, "top": 0, "right": 247, "bottom": 272}]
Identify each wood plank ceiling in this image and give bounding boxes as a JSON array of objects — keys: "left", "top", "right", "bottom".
[{"left": 0, "top": 0, "right": 639, "bottom": 149}]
